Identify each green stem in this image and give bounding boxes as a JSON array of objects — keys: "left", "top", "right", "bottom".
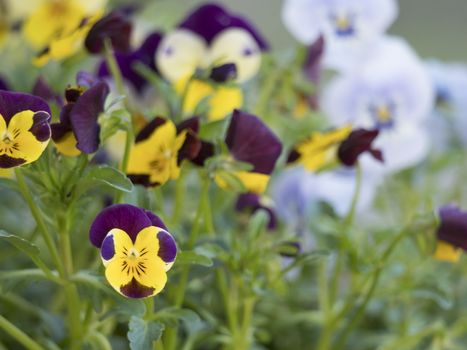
[
  {"left": 0, "top": 315, "right": 44, "bottom": 350},
  {"left": 333, "top": 228, "right": 410, "bottom": 349},
  {"left": 87, "top": 332, "right": 112, "bottom": 350},
  {"left": 14, "top": 168, "right": 63, "bottom": 277},
  {"left": 104, "top": 39, "right": 134, "bottom": 203},
  {"left": 316, "top": 261, "right": 332, "bottom": 350},
  {"left": 234, "top": 297, "right": 255, "bottom": 350},
  {"left": 165, "top": 174, "right": 210, "bottom": 350},
  {"left": 171, "top": 168, "right": 186, "bottom": 225}
]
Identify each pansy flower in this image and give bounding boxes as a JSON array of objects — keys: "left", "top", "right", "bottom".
[
  {"left": 127, "top": 117, "right": 201, "bottom": 187},
  {"left": 0, "top": 90, "right": 51, "bottom": 168},
  {"left": 85, "top": 10, "right": 132, "bottom": 54},
  {"left": 23, "top": 0, "right": 106, "bottom": 66},
  {"left": 51, "top": 73, "right": 109, "bottom": 157},
  {"left": 90, "top": 204, "right": 177, "bottom": 298},
  {"left": 322, "top": 37, "right": 434, "bottom": 174},
  {"left": 287, "top": 126, "right": 382, "bottom": 171},
  {"left": 282, "top": 0, "right": 398, "bottom": 71},
  {"left": 236, "top": 193, "right": 277, "bottom": 230},
  {"left": 155, "top": 4, "right": 268, "bottom": 120},
  {"left": 433, "top": 205, "right": 467, "bottom": 263},
  {"left": 215, "top": 110, "right": 282, "bottom": 194}
]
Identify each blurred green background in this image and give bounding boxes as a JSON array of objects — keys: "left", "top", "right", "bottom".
[{"left": 155, "top": 0, "right": 467, "bottom": 62}]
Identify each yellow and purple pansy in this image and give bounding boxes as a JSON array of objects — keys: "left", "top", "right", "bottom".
[
  {"left": 216, "top": 109, "right": 282, "bottom": 194},
  {"left": 0, "top": 90, "right": 52, "bottom": 168},
  {"left": 127, "top": 117, "right": 201, "bottom": 187},
  {"left": 155, "top": 4, "right": 269, "bottom": 121},
  {"left": 23, "top": 0, "right": 106, "bottom": 66},
  {"left": 51, "top": 73, "right": 109, "bottom": 156},
  {"left": 90, "top": 204, "right": 177, "bottom": 298},
  {"left": 287, "top": 126, "right": 383, "bottom": 171},
  {"left": 434, "top": 205, "right": 467, "bottom": 263}
]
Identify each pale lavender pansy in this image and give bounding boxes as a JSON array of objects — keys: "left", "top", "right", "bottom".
[
  {"left": 322, "top": 37, "right": 434, "bottom": 174},
  {"left": 282, "top": 0, "right": 398, "bottom": 71}
]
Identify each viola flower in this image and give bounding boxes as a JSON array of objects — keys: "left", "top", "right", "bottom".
[
  {"left": 51, "top": 73, "right": 109, "bottom": 157},
  {"left": 236, "top": 193, "right": 277, "bottom": 230},
  {"left": 287, "top": 126, "right": 382, "bottom": 171},
  {"left": 433, "top": 205, "right": 467, "bottom": 263},
  {"left": 127, "top": 117, "right": 201, "bottom": 187},
  {"left": 282, "top": 0, "right": 398, "bottom": 71},
  {"left": 23, "top": 0, "right": 106, "bottom": 66},
  {"left": 85, "top": 10, "right": 132, "bottom": 54},
  {"left": 90, "top": 204, "right": 177, "bottom": 298},
  {"left": 0, "top": 90, "right": 51, "bottom": 168},
  {"left": 155, "top": 4, "right": 268, "bottom": 120},
  {"left": 216, "top": 110, "right": 282, "bottom": 194},
  {"left": 425, "top": 60, "right": 467, "bottom": 149},
  {"left": 322, "top": 37, "right": 434, "bottom": 174}
]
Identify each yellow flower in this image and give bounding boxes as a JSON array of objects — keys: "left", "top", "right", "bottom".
[
  {"left": 433, "top": 240, "right": 462, "bottom": 263},
  {"left": 290, "top": 125, "right": 352, "bottom": 171}
]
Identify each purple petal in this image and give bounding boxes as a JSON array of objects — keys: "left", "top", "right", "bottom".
[
  {"left": 97, "top": 32, "right": 163, "bottom": 92},
  {"left": 85, "top": 11, "right": 133, "bottom": 54},
  {"left": 157, "top": 230, "right": 177, "bottom": 263},
  {"left": 209, "top": 63, "right": 238, "bottom": 83},
  {"left": 437, "top": 205, "right": 467, "bottom": 251},
  {"left": 76, "top": 71, "right": 100, "bottom": 89},
  {"left": 144, "top": 210, "right": 168, "bottom": 231},
  {"left": 89, "top": 204, "right": 153, "bottom": 247},
  {"left": 29, "top": 111, "right": 51, "bottom": 142},
  {"left": 179, "top": 4, "right": 269, "bottom": 49},
  {"left": 176, "top": 116, "right": 199, "bottom": 134},
  {"left": 337, "top": 129, "right": 383, "bottom": 166},
  {"left": 32, "top": 77, "right": 63, "bottom": 106},
  {"left": 70, "top": 82, "right": 109, "bottom": 154},
  {"left": 190, "top": 140, "right": 215, "bottom": 166},
  {"left": 226, "top": 109, "right": 282, "bottom": 174},
  {"left": 0, "top": 91, "right": 51, "bottom": 123},
  {"left": 303, "top": 35, "right": 325, "bottom": 84}
]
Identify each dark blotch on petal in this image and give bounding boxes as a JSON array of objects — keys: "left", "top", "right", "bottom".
[
  {"left": 85, "top": 11, "right": 133, "bottom": 54},
  {"left": 0, "top": 91, "right": 51, "bottom": 123},
  {"left": 70, "top": 82, "right": 109, "bottom": 154},
  {"left": 337, "top": 129, "right": 382, "bottom": 167},
  {"left": 226, "top": 109, "right": 282, "bottom": 174},
  {"left": 65, "top": 88, "right": 83, "bottom": 103},
  {"left": 437, "top": 205, "right": 467, "bottom": 251},
  {"left": 120, "top": 277, "right": 155, "bottom": 298},
  {"left": 101, "top": 234, "right": 115, "bottom": 260},
  {"left": 135, "top": 117, "right": 167, "bottom": 143},
  {"left": 29, "top": 111, "right": 51, "bottom": 142},
  {"left": 176, "top": 116, "right": 199, "bottom": 134},
  {"left": 144, "top": 210, "right": 168, "bottom": 231},
  {"left": 286, "top": 149, "right": 300, "bottom": 164},
  {"left": 51, "top": 104, "right": 74, "bottom": 142},
  {"left": 177, "top": 117, "right": 201, "bottom": 164},
  {"left": 0, "top": 154, "right": 26, "bottom": 169},
  {"left": 89, "top": 204, "right": 153, "bottom": 247},
  {"left": 179, "top": 4, "right": 269, "bottom": 49},
  {"left": 209, "top": 63, "right": 237, "bottom": 83},
  {"left": 128, "top": 174, "right": 160, "bottom": 187},
  {"left": 157, "top": 230, "right": 177, "bottom": 263}
]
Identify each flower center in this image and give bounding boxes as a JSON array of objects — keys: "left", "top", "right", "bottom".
[
  {"left": 121, "top": 246, "right": 148, "bottom": 277},
  {"left": 0, "top": 130, "right": 20, "bottom": 155},
  {"left": 329, "top": 12, "right": 356, "bottom": 37},
  {"left": 369, "top": 103, "right": 396, "bottom": 129}
]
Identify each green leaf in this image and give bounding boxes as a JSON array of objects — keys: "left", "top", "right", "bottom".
[
  {"left": 127, "top": 316, "right": 164, "bottom": 350},
  {"left": 99, "top": 109, "right": 132, "bottom": 142},
  {"left": 247, "top": 210, "right": 269, "bottom": 238},
  {"left": 199, "top": 119, "right": 228, "bottom": 140},
  {"left": 114, "top": 298, "right": 147, "bottom": 317},
  {"left": 154, "top": 307, "right": 203, "bottom": 333},
  {"left": 0, "top": 230, "right": 39, "bottom": 257},
  {"left": 84, "top": 165, "right": 133, "bottom": 193},
  {"left": 176, "top": 250, "right": 213, "bottom": 267}
]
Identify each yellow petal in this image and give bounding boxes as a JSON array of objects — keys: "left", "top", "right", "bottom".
[
  {"left": 295, "top": 125, "right": 352, "bottom": 171},
  {"left": 434, "top": 240, "right": 462, "bottom": 263},
  {"left": 208, "top": 28, "right": 262, "bottom": 83},
  {"left": 2, "top": 110, "right": 50, "bottom": 165},
  {"left": 215, "top": 171, "right": 270, "bottom": 194},
  {"left": 54, "top": 132, "right": 81, "bottom": 157}
]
